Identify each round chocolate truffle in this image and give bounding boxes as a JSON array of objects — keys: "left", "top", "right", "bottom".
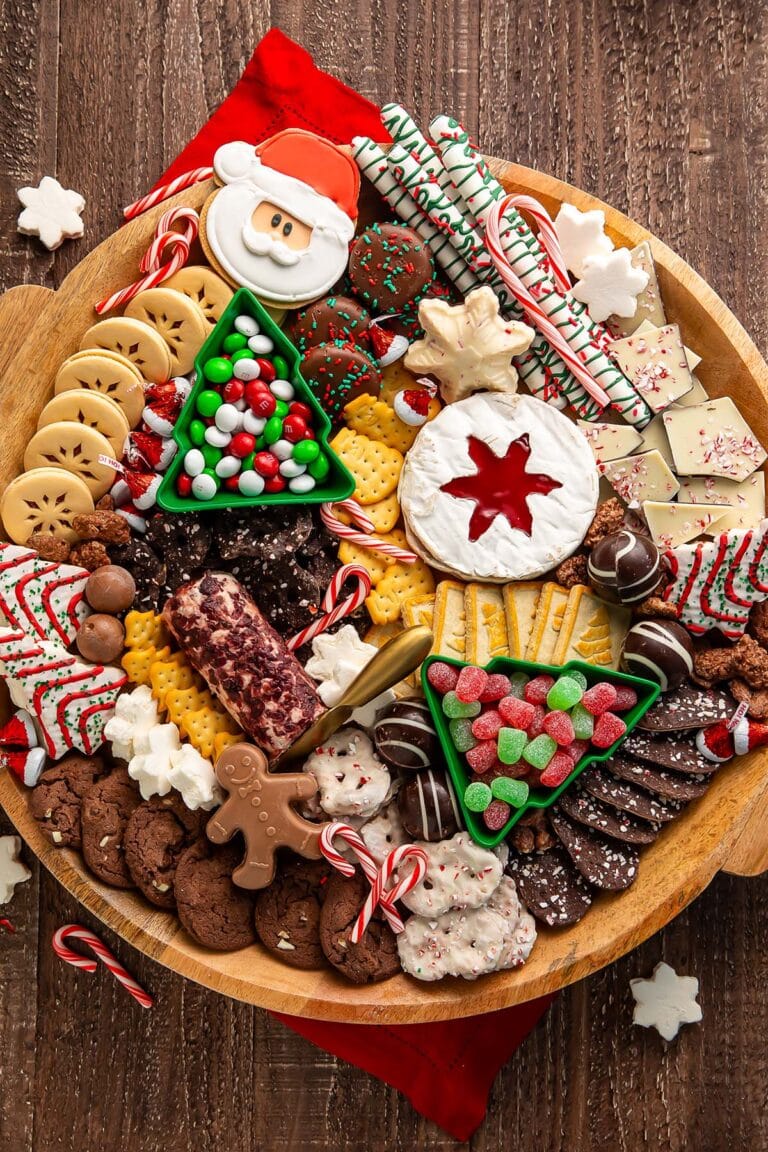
[
  {"left": 620, "top": 620, "right": 694, "bottom": 692},
  {"left": 348, "top": 223, "right": 435, "bottom": 313},
  {"left": 588, "top": 529, "right": 662, "bottom": 605},
  {"left": 373, "top": 699, "right": 440, "bottom": 771},
  {"left": 85, "top": 564, "right": 137, "bottom": 613},
  {"left": 287, "top": 295, "right": 370, "bottom": 355},
  {"left": 76, "top": 613, "right": 126, "bottom": 664},
  {"left": 398, "top": 768, "right": 461, "bottom": 842}
]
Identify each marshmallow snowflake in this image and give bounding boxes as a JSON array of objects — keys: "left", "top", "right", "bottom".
[
  {"left": 0, "top": 836, "right": 31, "bottom": 904},
  {"left": 304, "top": 623, "right": 394, "bottom": 727},
  {"left": 571, "top": 248, "right": 650, "bottom": 323},
  {"left": 128, "top": 722, "right": 182, "bottom": 800},
  {"left": 167, "top": 743, "right": 221, "bottom": 811},
  {"left": 630, "top": 961, "right": 702, "bottom": 1041},
  {"left": 105, "top": 686, "right": 160, "bottom": 763},
  {"left": 554, "top": 202, "right": 614, "bottom": 277},
  {"left": 17, "top": 176, "right": 85, "bottom": 250}
]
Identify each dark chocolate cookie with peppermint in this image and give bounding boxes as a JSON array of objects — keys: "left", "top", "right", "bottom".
[
  {"left": 621, "top": 731, "right": 721, "bottom": 776},
  {"left": 174, "top": 839, "right": 257, "bottom": 951},
  {"left": 549, "top": 809, "right": 639, "bottom": 891},
  {"left": 578, "top": 766, "right": 685, "bottom": 823},
  {"left": 125, "top": 792, "right": 207, "bottom": 909},
  {"left": 319, "top": 871, "right": 400, "bottom": 984},
  {"left": 604, "top": 755, "right": 710, "bottom": 801},
  {"left": 81, "top": 767, "right": 142, "bottom": 888},
  {"left": 254, "top": 855, "right": 331, "bottom": 969},
  {"left": 29, "top": 753, "right": 106, "bottom": 849},
  {"left": 108, "top": 537, "right": 166, "bottom": 610},
  {"left": 637, "top": 682, "right": 734, "bottom": 732},
  {"left": 507, "top": 847, "right": 593, "bottom": 927},
  {"left": 557, "top": 788, "right": 659, "bottom": 847},
  {"left": 287, "top": 295, "right": 371, "bottom": 354}
]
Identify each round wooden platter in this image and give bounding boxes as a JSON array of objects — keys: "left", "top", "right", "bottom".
[{"left": 0, "top": 159, "right": 767, "bottom": 1023}]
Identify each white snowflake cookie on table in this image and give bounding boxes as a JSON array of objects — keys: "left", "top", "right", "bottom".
[
  {"left": 302, "top": 727, "right": 390, "bottom": 818},
  {"left": 630, "top": 961, "right": 702, "bottom": 1041},
  {"left": 400, "top": 831, "right": 507, "bottom": 918},
  {"left": 17, "top": 176, "right": 85, "bottom": 250},
  {"left": 0, "top": 835, "right": 31, "bottom": 903}
]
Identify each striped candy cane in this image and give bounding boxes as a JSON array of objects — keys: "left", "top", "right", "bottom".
[
  {"left": 52, "top": 924, "right": 153, "bottom": 1009},
  {"left": 0, "top": 918, "right": 15, "bottom": 934},
  {"left": 287, "top": 563, "right": 372, "bottom": 651},
  {"left": 351, "top": 843, "right": 428, "bottom": 944},
  {"left": 123, "top": 166, "right": 214, "bottom": 220},
  {"left": 95, "top": 206, "right": 199, "bottom": 314},
  {"left": 320, "top": 499, "right": 418, "bottom": 564},
  {"left": 320, "top": 822, "right": 403, "bottom": 938}
]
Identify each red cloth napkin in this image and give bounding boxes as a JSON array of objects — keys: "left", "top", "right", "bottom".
[{"left": 154, "top": 27, "right": 554, "bottom": 1140}]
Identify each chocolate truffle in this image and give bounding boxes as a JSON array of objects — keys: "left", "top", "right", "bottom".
[
  {"left": 287, "top": 295, "right": 370, "bottom": 354},
  {"left": 76, "top": 613, "right": 126, "bottom": 664},
  {"left": 85, "top": 564, "right": 136, "bottom": 613},
  {"left": 348, "top": 223, "right": 435, "bottom": 312},
  {"left": 620, "top": 620, "right": 694, "bottom": 692},
  {"left": 398, "top": 768, "right": 461, "bottom": 842},
  {"left": 373, "top": 699, "right": 440, "bottom": 771},
  {"left": 588, "top": 529, "right": 662, "bottom": 604}
]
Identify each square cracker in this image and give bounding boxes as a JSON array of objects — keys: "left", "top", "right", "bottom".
[
  {"left": 343, "top": 392, "right": 440, "bottom": 455},
  {"left": 504, "top": 582, "right": 543, "bottom": 658},
  {"left": 338, "top": 529, "right": 411, "bottom": 582},
  {"left": 465, "top": 584, "right": 509, "bottom": 665},
  {"left": 525, "top": 583, "right": 570, "bottom": 664},
  {"left": 150, "top": 654, "right": 200, "bottom": 713},
  {"left": 366, "top": 559, "right": 435, "bottom": 625},
  {"left": 552, "top": 585, "right": 630, "bottom": 669},
  {"left": 431, "top": 580, "right": 467, "bottom": 661},
  {"left": 330, "top": 428, "right": 403, "bottom": 505},
  {"left": 338, "top": 490, "right": 401, "bottom": 535}
]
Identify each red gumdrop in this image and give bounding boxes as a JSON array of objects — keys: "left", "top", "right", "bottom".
[
  {"left": 229, "top": 432, "right": 256, "bottom": 459},
  {"left": 478, "top": 673, "right": 511, "bottom": 702},
  {"left": 466, "top": 740, "right": 498, "bottom": 773},
  {"left": 566, "top": 738, "right": 590, "bottom": 762},
  {"left": 471, "top": 710, "right": 503, "bottom": 741},
  {"left": 581, "top": 682, "right": 618, "bottom": 716},
  {"left": 498, "top": 696, "right": 535, "bottom": 729},
  {"left": 264, "top": 475, "right": 287, "bottom": 493},
  {"left": 542, "top": 710, "right": 575, "bottom": 746},
  {"left": 176, "top": 473, "right": 192, "bottom": 497},
  {"left": 222, "top": 379, "right": 245, "bottom": 404},
  {"left": 524, "top": 674, "right": 555, "bottom": 705},
  {"left": 540, "top": 751, "right": 575, "bottom": 787},
  {"left": 591, "top": 712, "right": 627, "bottom": 749},
  {"left": 483, "top": 799, "right": 511, "bottom": 831},
  {"left": 289, "top": 401, "right": 313, "bottom": 421},
  {"left": 282, "top": 415, "right": 308, "bottom": 443},
  {"left": 426, "top": 661, "right": 459, "bottom": 694},
  {"left": 455, "top": 665, "right": 489, "bottom": 703},
  {"left": 223, "top": 475, "right": 241, "bottom": 492},
  {"left": 256, "top": 358, "right": 276, "bottom": 383},
  {"left": 252, "top": 451, "right": 280, "bottom": 478},
  {"left": 249, "top": 390, "right": 277, "bottom": 419},
  {"left": 613, "top": 685, "right": 638, "bottom": 711},
  {"left": 527, "top": 705, "right": 547, "bottom": 738}
]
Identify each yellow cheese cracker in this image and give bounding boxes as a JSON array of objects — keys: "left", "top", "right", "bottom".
[
  {"left": 552, "top": 585, "right": 631, "bottom": 669},
  {"left": 465, "top": 584, "right": 509, "bottom": 665},
  {"left": 149, "top": 653, "right": 200, "bottom": 713},
  {"left": 503, "top": 583, "right": 543, "bottom": 658},
  {"left": 338, "top": 490, "right": 401, "bottom": 534},
  {"left": 122, "top": 644, "right": 171, "bottom": 686},
  {"left": 525, "top": 583, "right": 570, "bottom": 664},
  {"left": 124, "top": 610, "right": 168, "bottom": 652},
  {"left": 179, "top": 705, "right": 240, "bottom": 760},
  {"left": 366, "top": 559, "right": 435, "bottom": 625},
  {"left": 329, "top": 427, "right": 403, "bottom": 505}
]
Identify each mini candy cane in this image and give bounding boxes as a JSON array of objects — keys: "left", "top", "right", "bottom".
[
  {"left": 123, "top": 166, "right": 214, "bottom": 220},
  {"left": 351, "top": 843, "right": 428, "bottom": 944},
  {"left": 0, "top": 918, "right": 15, "bottom": 934},
  {"left": 507, "top": 194, "right": 572, "bottom": 294},
  {"left": 95, "top": 206, "right": 199, "bottom": 314},
  {"left": 287, "top": 563, "right": 371, "bottom": 650},
  {"left": 320, "top": 822, "right": 402, "bottom": 937},
  {"left": 320, "top": 499, "right": 418, "bottom": 564},
  {"left": 52, "top": 924, "right": 153, "bottom": 1009}
]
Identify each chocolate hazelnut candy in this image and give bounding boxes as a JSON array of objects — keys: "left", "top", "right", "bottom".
[
  {"left": 621, "top": 620, "right": 694, "bottom": 692},
  {"left": 76, "top": 613, "right": 126, "bottom": 664},
  {"left": 398, "top": 767, "right": 461, "bottom": 841},
  {"left": 587, "top": 529, "right": 662, "bottom": 605},
  {"left": 372, "top": 698, "right": 439, "bottom": 771},
  {"left": 85, "top": 564, "right": 137, "bottom": 613}
]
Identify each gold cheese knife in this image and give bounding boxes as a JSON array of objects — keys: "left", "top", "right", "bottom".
[{"left": 274, "top": 625, "right": 434, "bottom": 766}]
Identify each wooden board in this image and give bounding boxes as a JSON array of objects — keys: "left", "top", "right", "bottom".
[{"left": 0, "top": 159, "right": 766, "bottom": 1023}]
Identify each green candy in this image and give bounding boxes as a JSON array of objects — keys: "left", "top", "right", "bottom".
[
  {"left": 189, "top": 419, "right": 206, "bottom": 446},
  {"left": 241, "top": 451, "right": 256, "bottom": 472},
  {"left": 567, "top": 670, "right": 588, "bottom": 690},
  {"left": 230, "top": 349, "right": 254, "bottom": 364},
  {"left": 196, "top": 389, "right": 223, "bottom": 418},
  {"left": 442, "top": 691, "right": 481, "bottom": 719},
  {"left": 293, "top": 439, "right": 320, "bottom": 465},
  {"left": 497, "top": 727, "right": 527, "bottom": 765},
  {"left": 274, "top": 399, "right": 290, "bottom": 419},
  {"left": 264, "top": 415, "right": 284, "bottom": 445},
  {"left": 523, "top": 734, "right": 557, "bottom": 770},
  {"left": 201, "top": 442, "right": 223, "bottom": 468},
  {"left": 272, "top": 354, "right": 289, "bottom": 378},
  {"left": 464, "top": 781, "right": 492, "bottom": 813},
  {"left": 490, "top": 777, "right": 529, "bottom": 808},
  {"left": 308, "top": 452, "right": 330, "bottom": 481},
  {"left": 449, "top": 717, "right": 477, "bottom": 754},
  {"left": 570, "top": 703, "right": 594, "bottom": 740},
  {"left": 203, "top": 357, "right": 233, "bottom": 385},
  {"left": 255, "top": 435, "right": 267, "bottom": 452},
  {"left": 546, "top": 675, "right": 584, "bottom": 711},
  {"left": 507, "top": 672, "right": 530, "bottom": 699},
  {"left": 223, "top": 332, "right": 247, "bottom": 354}
]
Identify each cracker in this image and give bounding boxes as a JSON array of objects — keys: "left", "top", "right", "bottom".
[
  {"left": 179, "top": 705, "right": 240, "bottom": 760},
  {"left": 553, "top": 585, "right": 630, "bottom": 669},
  {"left": 213, "top": 730, "right": 244, "bottom": 760},
  {"left": 363, "top": 621, "right": 403, "bottom": 648},
  {"left": 329, "top": 428, "right": 403, "bottom": 505},
  {"left": 503, "top": 582, "right": 543, "bottom": 658},
  {"left": 431, "top": 580, "right": 467, "bottom": 660},
  {"left": 343, "top": 392, "right": 439, "bottom": 455},
  {"left": 379, "top": 360, "right": 425, "bottom": 406},
  {"left": 338, "top": 527, "right": 410, "bottom": 583},
  {"left": 122, "top": 644, "right": 171, "bottom": 686},
  {"left": 149, "top": 653, "right": 200, "bottom": 713},
  {"left": 338, "top": 491, "right": 401, "bottom": 535},
  {"left": 465, "top": 584, "right": 509, "bottom": 665},
  {"left": 525, "top": 582, "right": 569, "bottom": 663},
  {"left": 401, "top": 593, "right": 436, "bottom": 686},
  {"left": 124, "top": 611, "right": 168, "bottom": 652},
  {"left": 165, "top": 684, "right": 213, "bottom": 729},
  {"left": 366, "top": 560, "right": 436, "bottom": 625}
]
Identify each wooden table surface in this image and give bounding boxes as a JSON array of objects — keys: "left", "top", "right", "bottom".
[{"left": 1, "top": 3, "right": 767, "bottom": 1149}]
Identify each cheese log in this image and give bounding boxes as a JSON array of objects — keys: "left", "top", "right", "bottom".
[{"left": 162, "top": 574, "right": 324, "bottom": 760}]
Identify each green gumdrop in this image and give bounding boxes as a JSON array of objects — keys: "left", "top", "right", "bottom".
[
  {"left": 442, "top": 691, "right": 481, "bottom": 719},
  {"left": 570, "top": 702, "right": 595, "bottom": 740},
  {"left": 449, "top": 717, "right": 477, "bottom": 754},
  {"left": 523, "top": 734, "right": 557, "bottom": 770},
  {"left": 497, "top": 727, "right": 527, "bottom": 765},
  {"left": 189, "top": 419, "right": 206, "bottom": 446},
  {"left": 308, "top": 452, "right": 330, "bottom": 481},
  {"left": 203, "top": 356, "right": 233, "bottom": 385},
  {"left": 546, "top": 675, "right": 584, "bottom": 711},
  {"left": 201, "top": 442, "right": 223, "bottom": 468},
  {"left": 196, "top": 389, "right": 223, "bottom": 418},
  {"left": 272, "top": 354, "right": 289, "bottom": 378},
  {"left": 264, "top": 415, "right": 284, "bottom": 445},
  {"left": 223, "top": 332, "right": 248, "bottom": 354},
  {"left": 507, "top": 672, "right": 530, "bottom": 699},
  {"left": 491, "top": 777, "right": 529, "bottom": 808},
  {"left": 464, "top": 781, "right": 492, "bottom": 812},
  {"left": 567, "top": 669, "right": 588, "bottom": 690},
  {"left": 293, "top": 439, "right": 320, "bottom": 465}
]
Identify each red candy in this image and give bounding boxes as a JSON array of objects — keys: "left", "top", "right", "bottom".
[
  {"left": 229, "top": 432, "right": 256, "bottom": 459},
  {"left": 252, "top": 451, "right": 280, "bottom": 478},
  {"left": 264, "top": 475, "right": 287, "bottom": 493},
  {"left": 566, "top": 739, "right": 590, "bottom": 762},
  {"left": 248, "top": 390, "right": 277, "bottom": 419},
  {"left": 289, "top": 401, "right": 313, "bottom": 421},
  {"left": 527, "top": 704, "right": 547, "bottom": 738},
  {"left": 426, "top": 661, "right": 459, "bottom": 694},
  {"left": 581, "top": 682, "right": 618, "bottom": 715},
  {"left": 222, "top": 380, "right": 245, "bottom": 404},
  {"left": 282, "top": 415, "right": 308, "bottom": 443},
  {"left": 524, "top": 674, "right": 555, "bottom": 705},
  {"left": 466, "top": 740, "right": 499, "bottom": 774},
  {"left": 455, "top": 665, "right": 489, "bottom": 703},
  {"left": 256, "top": 358, "right": 276, "bottom": 383},
  {"left": 176, "top": 473, "right": 192, "bottom": 497},
  {"left": 498, "top": 696, "right": 535, "bottom": 729},
  {"left": 483, "top": 799, "right": 511, "bottom": 831},
  {"left": 471, "top": 710, "right": 503, "bottom": 740},
  {"left": 613, "top": 685, "right": 638, "bottom": 711},
  {"left": 223, "top": 475, "right": 241, "bottom": 492},
  {"left": 540, "top": 751, "right": 574, "bottom": 787},
  {"left": 542, "top": 710, "right": 575, "bottom": 746},
  {"left": 479, "top": 673, "right": 512, "bottom": 702},
  {"left": 592, "top": 712, "right": 627, "bottom": 749}
]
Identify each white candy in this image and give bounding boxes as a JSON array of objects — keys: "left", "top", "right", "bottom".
[
  {"left": 271, "top": 438, "right": 293, "bottom": 461},
  {"left": 167, "top": 744, "right": 222, "bottom": 811},
  {"left": 104, "top": 685, "right": 159, "bottom": 762},
  {"left": 270, "top": 379, "right": 295, "bottom": 402},
  {"left": 401, "top": 832, "right": 507, "bottom": 917},
  {"left": 215, "top": 403, "right": 241, "bottom": 432},
  {"left": 128, "top": 722, "right": 182, "bottom": 800},
  {"left": 233, "top": 357, "right": 261, "bottom": 381},
  {"left": 288, "top": 474, "right": 316, "bottom": 494},
  {"left": 192, "top": 473, "right": 218, "bottom": 501},
  {"left": 234, "top": 398, "right": 248, "bottom": 412},
  {"left": 0, "top": 835, "right": 31, "bottom": 903},
  {"left": 243, "top": 411, "right": 266, "bottom": 435},
  {"left": 205, "top": 426, "right": 232, "bottom": 448},
  {"left": 630, "top": 961, "right": 702, "bottom": 1042},
  {"left": 234, "top": 314, "right": 259, "bottom": 337},
  {"left": 303, "top": 728, "right": 390, "bottom": 818},
  {"left": 215, "top": 455, "right": 241, "bottom": 479},
  {"left": 184, "top": 448, "right": 205, "bottom": 477},
  {"left": 17, "top": 176, "right": 85, "bottom": 250},
  {"left": 238, "top": 471, "right": 265, "bottom": 496},
  {"left": 554, "top": 202, "right": 614, "bottom": 278},
  {"left": 305, "top": 623, "right": 394, "bottom": 726},
  {"left": 248, "top": 334, "right": 274, "bottom": 355},
  {"left": 571, "top": 248, "right": 650, "bottom": 322},
  {"left": 279, "top": 459, "right": 306, "bottom": 478}
]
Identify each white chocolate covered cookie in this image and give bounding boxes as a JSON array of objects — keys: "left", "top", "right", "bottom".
[
  {"left": 400, "top": 831, "right": 507, "bottom": 917},
  {"left": 302, "top": 727, "right": 390, "bottom": 818}
]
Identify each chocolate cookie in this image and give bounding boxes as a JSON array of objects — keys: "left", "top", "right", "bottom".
[
  {"left": 319, "top": 871, "right": 400, "bottom": 984},
  {"left": 29, "top": 753, "right": 105, "bottom": 848},
  {"left": 579, "top": 766, "right": 685, "bottom": 823},
  {"left": 507, "top": 847, "right": 593, "bottom": 927},
  {"left": 108, "top": 537, "right": 166, "bottom": 611},
  {"left": 638, "top": 682, "right": 734, "bottom": 732},
  {"left": 557, "top": 788, "right": 659, "bottom": 847},
  {"left": 81, "top": 767, "right": 142, "bottom": 887},
  {"left": 549, "top": 809, "right": 639, "bottom": 891},
  {"left": 125, "top": 792, "right": 207, "bottom": 908},
  {"left": 288, "top": 295, "right": 371, "bottom": 354},
  {"left": 604, "top": 755, "right": 710, "bottom": 801},
  {"left": 348, "top": 223, "right": 435, "bottom": 312},
  {"left": 174, "top": 839, "right": 257, "bottom": 951},
  {"left": 621, "top": 732, "right": 721, "bottom": 776},
  {"left": 301, "top": 342, "right": 381, "bottom": 423},
  {"left": 254, "top": 855, "right": 331, "bottom": 969}
]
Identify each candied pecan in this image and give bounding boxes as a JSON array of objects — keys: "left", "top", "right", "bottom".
[
  {"left": 748, "top": 600, "right": 768, "bottom": 648},
  {"left": 27, "top": 533, "right": 71, "bottom": 562},
  {"left": 70, "top": 541, "right": 111, "bottom": 571},
  {"left": 584, "top": 498, "right": 625, "bottom": 548},
  {"left": 733, "top": 634, "right": 768, "bottom": 689},
  {"left": 555, "top": 554, "right": 589, "bottom": 588},
  {"left": 72, "top": 510, "right": 131, "bottom": 545},
  {"left": 693, "top": 646, "right": 736, "bottom": 687},
  {"left": 95, "top": 494, "right": 115, "bottom": 511},
  {"left": 510, "top": 825, "right": 536, "bottom": 854},
  {"left": 729, "top": 679, "right": 768, "bottom": 719},
  {"left": 633, "top": 595, "right": 678, "bottom": 620}
]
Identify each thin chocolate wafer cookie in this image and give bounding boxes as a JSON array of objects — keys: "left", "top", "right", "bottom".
[
  {"left": 125, "top": 793, "right": 207, "bottom": 908},
  {"left": 621, "top": 732, "right": 721, "bottom": 776},
  {"left": 81, "top": 767, "right": 142, "bottom": 888},
  {"left": 29, "top": 753, "right": 105, "bottom": 849},
  {"left": 549, "top": 809, "right": 640, "bottom": 891},
  {"left": 507, "top": 847, "right": 593, "bottom": 927},
  {"left": 638, "top": 682, "right": 734, "bottom": 732},
  {"left": 254, "top": 856, "right": 331, "bottom": 969},
  {"left": 175, "top": 839, "right": 257, "bottom": 951},
  {"left": 319, "top": 871, "right": 400, "bottom": 984},
  {"left": 557, "top": 788, "right": 659, "bottom": 846},
  {"left": 604, "top": 755, "right": 710, "bottom": 801},
  {"left": 579, "top": 767, "right": 685, "bottom": 823}
]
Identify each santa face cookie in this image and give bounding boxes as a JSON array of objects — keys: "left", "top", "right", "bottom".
[
  {"left": 204, "top": 131, "right": 360, "bottom": 307},
  {"left": 399, "top": 393, "right": 599, "bottom": 582}
]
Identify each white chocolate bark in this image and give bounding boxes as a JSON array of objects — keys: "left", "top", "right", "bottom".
[
  {"left": 678, "top": 474, "right": 766, "bottom": 531},
  {"left": 600, "top": 449, "right": 680, "bottom": 508},
  {"left": 577, "top": 420, "right": 643, "bottom": 464},
  {"left": 635, "top": 413, "right": 675, "bottom": 469},
  {"left": 663, "top": 398, "right": 767, "bottom": 481},
  {"left": 642, "top": 500, "right": 730, "bottom": 548},
  {"left": 610, "top": 324, "right": 694, "bottom": 413}
]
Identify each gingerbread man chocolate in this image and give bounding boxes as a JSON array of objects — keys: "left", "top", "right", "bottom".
[{"left": 206, "top": 742, "right": 323, "bottom": 890}]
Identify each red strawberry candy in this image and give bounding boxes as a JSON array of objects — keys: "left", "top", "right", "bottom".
[
  {"left": 592, "top": 712, "right": 627, "bottom": 749},
  {"left": 479, "top": 673, "right": 512, "bottom": 702},
  {"left": 527, "top": 704, "right": 547, "bottom": 738},
  {"left": 542, "top": 710, "right": 575, "bottom": 746},
  {"left": 524, "top": 674, "right": 555, "bottom": 705},
  {"left": 471, "top": 710, "right": 503, "bottom": 741},
  {"left": 582, "top": 682, "right": 618, "bottom": 716},
  {"left": 427, "top": 661, "right": 459, "bottom": 694},
  {"left": 498, "top": 696, "right": 535, "bottom": 729},
  {"left": 540, "top": 751, "right": 574, "bottom": 788},
  {"left": 483, "top": 799, "right": 511, "bottom": 831},
  {"left": 466, "top": 740, "right": 499, "bottom": 774},
  {"left": 613, "top": 685, "right": 638, "bottom": 711},
  {"left": 455, "top": 665, "right": 489, "bottom": 703}
]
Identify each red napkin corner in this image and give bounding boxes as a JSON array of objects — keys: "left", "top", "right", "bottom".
[{"left": 153, "top": 26, "right": 554, "bottom": 1140}]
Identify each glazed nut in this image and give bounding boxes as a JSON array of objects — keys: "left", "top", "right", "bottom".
[
  {"left": 72, "top": 509, "right": 130, "bottom": 545},
  {"left": 27, "top": 532, "right": 72, "bottom": 562},
  {"left": 70, "top": 540, "right": 111, "bottom": 571},
  {"left": 584, "top": 497, "right": 625, "bottom": 548},
  {"left": 554, "top": 554, "right": 589, "bottom": 589}
]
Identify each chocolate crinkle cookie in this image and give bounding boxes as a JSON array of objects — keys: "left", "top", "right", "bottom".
[
  {"left": 125, "top": 792, "right": 207, "bottom": 909},
  {"left": 29, "top": 753, "right": 105, "bottom": 849},
  {"left": 174, "top": 839, "right": 257, "bottom": 951},
  {"left": 319, "top": 871, "right": 401, "bottom": 984},
  {"left": 108, "top": 537, "right": 167, "bottom": 610},
  {"left": 254, "top": 855, "right": 332, "bottom": 969},
  {"left": 80, "top": 766, "right": 142, "bottom": 888}
]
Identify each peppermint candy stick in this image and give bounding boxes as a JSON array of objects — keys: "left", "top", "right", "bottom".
[
  {"left": 320, "top": 499, "right": 418, "bottom": 564},
  {"left": 287, "top": 564, "right": 371, "bottom": 651},
  {"left": 319, "top": 822, "right": 403, "bottom": 936},
  {"left": 52, "top": 924, "right": 153, "bottom": 1008},
  {"left": 123, "top": 166, "right": 214, "bottom": 220},
  {"left": 95, "top": 207, "right": 199, "bottom": 314},
  {"left": 351, "top": 843, "right": 428, "bottom": 944}
]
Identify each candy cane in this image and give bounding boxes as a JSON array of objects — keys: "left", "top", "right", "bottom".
[
  {"left": 95, "top": 206, "right": 199, "bottom": 314},
  {"left": 0, "top": 918, "right": 15, "bottom": 934},
  {"left": 123, "top": 166, "right": 214, "bottom": 220},
  {"left": 52, "top": 924, "right": 153, "bottom": 1009},
  {"left": 351, "top": 843, "right": 428, "bottom": 944},
  {"left": 320, "top": 499, "right": 418, "bottom": 564},
  {"left": 319, "top": 822, "right": 402, "bottom": 937},
  {"left": 287, "top": 563, "right": 372, "bottom": 650}
]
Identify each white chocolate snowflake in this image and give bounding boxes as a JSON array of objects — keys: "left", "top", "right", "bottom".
[
  {"left": 17, "top": 176, "right": 85, "bottom": 250},
  {"left": 554, "top": 202, "right": 614, "bottom": 277},
  {"left": 571, "top": 248, "right": 649, "bottom": 323},
  {"left": 404, "top": 286, "right": 535, "bottom": 405},
  {"left": 0, "top": 836, "right": 31, "bottom": 904},
  {"left": 630, "top": 961, "right": 702, "bottom": 1041},
  {"left": 304, "top": 624, "right": 394, "bottom": 726}
]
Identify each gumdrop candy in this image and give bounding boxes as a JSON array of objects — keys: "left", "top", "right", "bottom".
[
  {"left": 570, "top": 702, "right": 595, "bottom": 740},
  {"left": 464, "top": 780, "right": 492, "bottom": 812},
  {"left": 523, "top": 733, "right": 557, "bottom": 769},
  {"left": 455, "top": 664, "right": 489, "bottom": 703},
  {"left": 540, "top": 750, "right": 575, "bottom": 787},
  {"left": 498, "top": 696, "right": 535, "bottom": 729},
  {"left": 592, "top": 711, "right": 627, "bottom": 749},
  {"left": 427, "top": 661, "right": 459, "bottom": 694},
  {"left": 507, "top": 672, "right": 530, "bottom": 699},
  {"left": 497, "top": 726, "right": 528, "bottom": 765},
  {"left": 527, "top": 704, "right": 547, "bottom": 738},
  {"left": 524, "top": 674, "right": 555, "bottom": 705},
  {"left": 581, "top": 682, "right": 618, "bottom": 716},
  {"left": 567, "top": 669, "right": 588, "bottom": 690},
  {"left": 449, "top": 717, "right": 477, "bottom": 754},
  {"left": 483, "top": 798, "right": 512, "bottom": 831},
  {"left": 566, "top": 738, "right": 590, "bottom": 762},
  {"left": 613, "top": 685, "right": 638, "bottom": 711},
  {"left": 479, "top": 673, "right": 512, "bottom": 702},
  {"left": 542, "top": 710, "right": 575, "bottom": 746},
  {"left": 472, "top": 709, "right": 503, "bottom": 741},
  {"left": 443, "top": 691, "right": 482, "bottom": 719},
  {"left": 466, "top": 739, "right": 499, "bottom": 773},
  {"left": 546, "top": 675, "right": 584, "bottom": 711},
  {"left": 491, "top": 776, "right": 529, "bottom": 807}
]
